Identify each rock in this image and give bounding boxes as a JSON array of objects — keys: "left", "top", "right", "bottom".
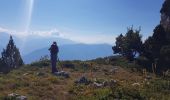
[
  {"left": 8, "top": 93, "right": 27, "bottom": 100},
  {"left": 132, "top": 82, "right": 140, "bottom": 86},
  {"left": 23, "top": 73, "right": 29, "bottom": 76},
  {"left": 54, "top": 71, "right": 70, "bottom": 78},
  {"left": 160, "top": 0, "right": 170, "bottom": 31},
  {"left": 145, "top": 75, "right": 152, "bottom": 80},
  {"left": 103, "top": 81, "right": 109, "bottom": 87},
  {"left": 146, "top": 82, "right": 150, "bottom": 85},
  {"left": 36, "top": 72, "right": 45, "bottom": 76},
  {"left": 111, "top": 79, "right": 117, "bottom": 83},
  {"left": 93, "top": 80, "right": 117, "bottom": 88},
  {"left": 164, "top": 70, "right": 170, "bottom": 77},
  {"left": 8, "top": 93, "right": 19, "bottom": 97},
  {"left": 75, "top": 76, "right": 91, "bottom": 85},
  {"left": 16, "top": 96, "right": 27, "bottom": 100},
  {"left": 161, "top": 13, "right": 170, "bottom": 31},
  {"left": 108, "top": 80, "right": 117, "bottom": 87},
  {"left": 103, "top": 68, "right": 109, "bottom": 72},
  {"left": 93, "top": 82, "right": 103, "bottom": 88},
  {"left": 110, "top": 67, "right": 119, "bottom": 74}
]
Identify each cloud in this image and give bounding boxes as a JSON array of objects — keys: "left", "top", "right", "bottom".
[
  {"left": 0, "top": 27, "right": 63, "bottom": 38},
  {"left": 0, "top": 26, "right": 115, "bottom": 45},
  {"left": 0, "top": 27, "right": 12, "bottom": 33},
  {"left": 0, "top": 27, "right": 27, "bottom": 37},
  {"left": 66, "top": 33, "right": 115, "bottom": 45},
  {"left": 30, "top": 29, "right": 64, "bottom": 37}
]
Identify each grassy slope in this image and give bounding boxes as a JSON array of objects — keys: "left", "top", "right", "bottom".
[{"left": 0, "top": 57, "right": 170, "bottom": 100}]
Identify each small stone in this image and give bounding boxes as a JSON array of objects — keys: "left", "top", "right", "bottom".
[
  {"left": 8, "top": 93, "right": 27, "bottom": 100},
  {"left": 145, "top": 75, "right": 152, "bottom": 80},
  {"left": 23, "top": 73, "right": 29, "bottom": 76},
  {"left": 103, "top": 81, "right": 109, "bottom": 87},
  {"left": 54, "top": 71, "right": 70, "bottom": 78},
  {"left": 93, "top": 82, "right": 103, "bottom": 88},
  {"left": 109, "top": 80, "right": 117, "bottom": 87},
  {"left": 132, "top": 82, "right": 140, "bottom": 86},
  {"left": 16, "top": 96, "right": 27, "bottom": 100},
  {"left": 146, "top": 82, "right": 150, "bottom": 85},
  {"left": 36, "top": 72, "right": 45, "bottom": 76},
  {"left": 8, "top": 93, "right": 19, "bottom": 97},
  {"left": 75, "top": 76, "right": 91, "bottom": 85}
]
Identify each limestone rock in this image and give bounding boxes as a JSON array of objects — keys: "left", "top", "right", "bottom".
[
  {"left": 8, "top": 93, "right": 27, "bottom": 100},
  {"left": 16, "top": 96, "right": 27, "bottom": 100},
  {"left": 36, "top": 72, "right": 45, "bottom": 76},
  {"left": 54, "top": 71, "right": 70, "bottom": 78},
  {"left": 160, "top": 0, "right": 170, "bottom": 31},
  {"left": 75, "top": 76, "right": 91, "bottom": 85}
]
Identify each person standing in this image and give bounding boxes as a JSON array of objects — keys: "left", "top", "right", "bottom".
[{"left": 49, "top": 41, "right": 59, "bottom": 73}]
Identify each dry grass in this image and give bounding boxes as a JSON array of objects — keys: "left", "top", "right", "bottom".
[{"left": 0, "top": 59, "right": 169, "bottom": 100}]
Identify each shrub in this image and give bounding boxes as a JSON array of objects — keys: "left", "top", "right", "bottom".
[
  {"left": 30, "top": 55, "right": 50, "bottom": 67},
  {"left": 61, "top": 61, "right": 75, "bottom": 69}
]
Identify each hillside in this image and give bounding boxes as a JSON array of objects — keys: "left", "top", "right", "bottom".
[
  {"left": 0, "top": 56, "right": 169, "bottom": 100},
  {"left": 23, "top": 44, "right": 113, "bottom": 63}
]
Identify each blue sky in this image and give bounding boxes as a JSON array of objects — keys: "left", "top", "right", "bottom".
[{"left": 0, "top": 0, "right": 164, "bottom": 44}]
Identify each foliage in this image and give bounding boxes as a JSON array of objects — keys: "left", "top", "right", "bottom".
[
  {"left": 109, "top": 78, "right": 170, "bottom": 100},
  {"left": 160, "top": 45, "right": 170, "bottom": 69},
  {"left": 0, "top": 36, "right": 23, "bottom": 73},
  {"left": 136, "top": 56, "right": 152, "bottom": 71},
  {"left": 142, "top": 24, "right": 170, "bottom": 72},
  {"left": 110, "top": 85, "right": 145, "bottom": 100},
  {"left": 30, "top": 55, "right": 50, "bottom": 67},
  {"left": 112, "top": 26, "right": 143, "bottom": 61},
  {"left": 141, "top": 0, "right": 170, "bottom": 73},
  {"left": 143, "top": 25, "right": 166, "bottom": 61},
  {"left": 61, "top": 61, "right": 75, "bottom": 69}
]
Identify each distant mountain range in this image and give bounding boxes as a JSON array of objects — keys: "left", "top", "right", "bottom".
[
  {"left": 23, "top": 44, "right": 113, "bottom": 63},
  {"left": 0, "top": 32, "right": 113, "bottom": 63},
  {"left": 0, "top": 32, "right": 76, "bottom": 55}
]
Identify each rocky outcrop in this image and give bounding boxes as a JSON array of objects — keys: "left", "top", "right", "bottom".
[
  {"left": 161, "top": 13, "right": 170, "bottom": 32},
  {"left": 160, "top": 0, "right": 170, "bottom": 32}
]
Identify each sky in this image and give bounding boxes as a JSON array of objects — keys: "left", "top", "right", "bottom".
[{"left": 0, "top": 0, "right": 164, "bottom": 44}]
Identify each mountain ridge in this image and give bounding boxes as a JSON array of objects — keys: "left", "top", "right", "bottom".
[
  {"left": 23, "top": 43, "right": 113, "bottom": 63},
  {"left": 0, "top": 32, "right": 76, "bottom": 55}
]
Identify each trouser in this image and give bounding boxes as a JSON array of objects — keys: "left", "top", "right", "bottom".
[{"left": 51, "top": 54, "right": 58, "bottom": 73}]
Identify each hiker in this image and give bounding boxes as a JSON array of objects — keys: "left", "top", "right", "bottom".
[{"left": 49, "top": 41, "right": 59, "bottom": 73}]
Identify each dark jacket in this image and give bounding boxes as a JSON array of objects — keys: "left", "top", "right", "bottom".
[{"left": 49, "top": 44, "right": 59, "bottom": 55}]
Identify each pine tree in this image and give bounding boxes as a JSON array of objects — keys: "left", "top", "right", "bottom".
[
  {"left": 0, "top": 36, "right": 23, "bottom": 73},
  {"left": 112, "top": 27, "right": 143, "bottom": 61}
]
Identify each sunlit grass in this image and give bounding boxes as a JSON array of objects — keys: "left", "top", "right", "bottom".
[{"left": 0, "top": 58, "right": 169, "bottom": 99}]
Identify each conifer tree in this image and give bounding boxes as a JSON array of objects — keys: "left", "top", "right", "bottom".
[{"left": 0, "top": 36, "right": 23, "bottom": 72}]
